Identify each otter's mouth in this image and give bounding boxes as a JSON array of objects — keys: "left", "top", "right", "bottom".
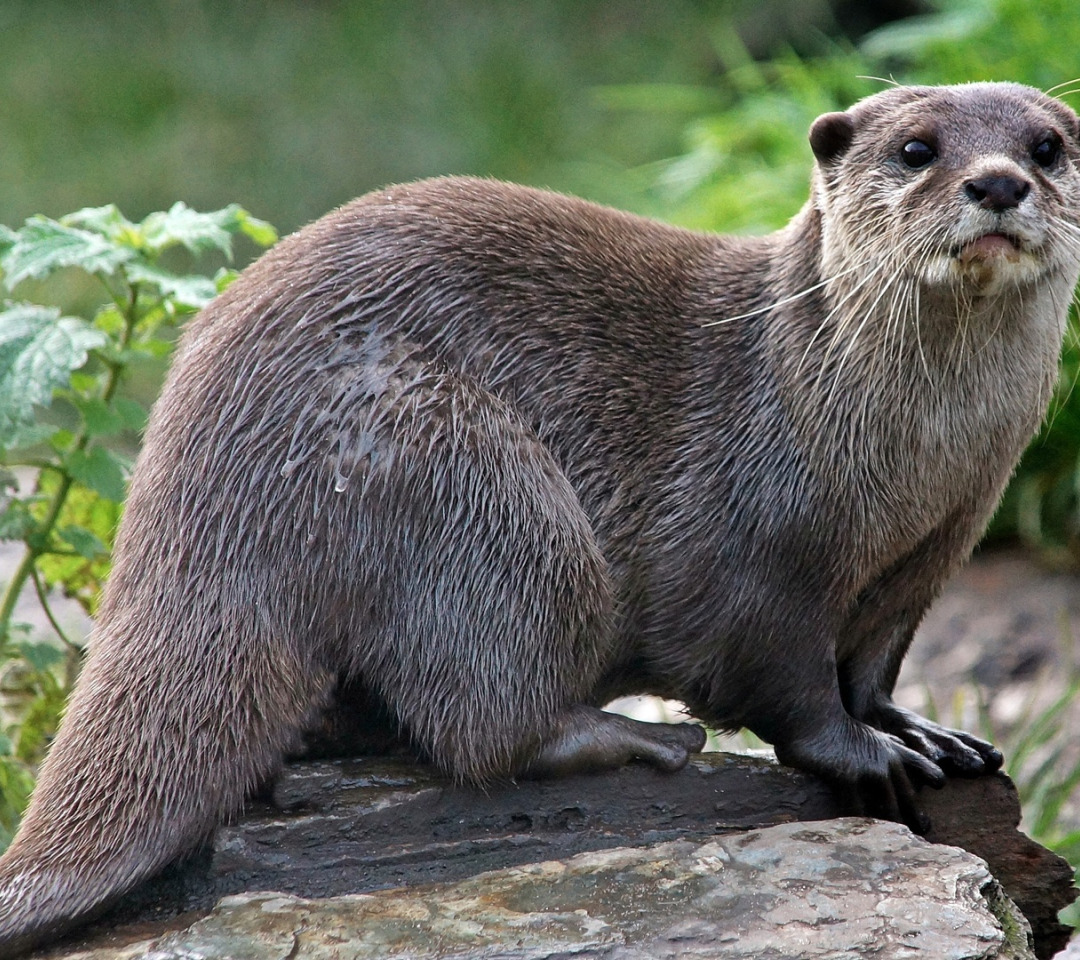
[{"left": 953, "top": 232, "right": 1024, "bottom": 266}]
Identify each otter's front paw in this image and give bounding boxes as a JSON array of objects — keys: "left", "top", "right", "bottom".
[
  {"left": 775, "top": 715, "right": 946, "bottom": 834},
  {"left": 873, "top": 701, "right": 1003, "bottom": 777}
]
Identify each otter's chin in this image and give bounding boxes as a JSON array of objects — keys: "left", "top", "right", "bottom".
[
  {"left": 956, "top": 232, "right": 1023, "bottom": 266},
  {"left": 937, "top": 234, "right": 1044, "bottom": 294}
]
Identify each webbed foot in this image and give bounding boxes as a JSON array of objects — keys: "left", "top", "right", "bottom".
[
  {"left": 775, "top": 713, "right": 946, "bottom": 834},
  {"left": 522, "top": 704, "right": 707, "bottom": 779}
]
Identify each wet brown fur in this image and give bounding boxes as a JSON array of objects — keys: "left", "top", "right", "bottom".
[{"left": 2, "top": 82, "right": 1080, "bottom": 955}]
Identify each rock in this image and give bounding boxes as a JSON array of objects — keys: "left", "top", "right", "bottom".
[
  {"left": 37, "top": 819, "right": 1033, "bottom": 960},
  {"left": 91, "top": 753, "right": 1074, "bottom": 958}
]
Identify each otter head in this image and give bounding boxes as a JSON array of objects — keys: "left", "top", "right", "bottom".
[{"left": 808, "top": 82, "right": 1080, "bottom": 298}]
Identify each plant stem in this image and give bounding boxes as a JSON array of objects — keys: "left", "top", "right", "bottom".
[
  {"left": 0, "top": 471, "right": 74, "bottom": 646},
  {"left": 0, "top": 549, "right": 39, "bottom": 646},
  {"left": 30, "top": 568, "right": 78, "bottom": 655},
  {"left": 30, "top": 568, "right": 84, "bottom": 692}
]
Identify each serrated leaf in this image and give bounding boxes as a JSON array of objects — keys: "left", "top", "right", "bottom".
[
  {"left": 61, "top": 205, "right": 138, "bottom": 244},
  {"left": 215, "top": 267, "right": 240, "bottom": 293},
  {"left": 227, "top": 208, "right": 278, "bottom": 248},
  {"left": 125, "top": 338, "right": 173, "bottom": 360},
  {"left": 113, "top": 397, "right": 147, "bottom": 432},
  {"left": 0, "top": 304, "right": 108, "bottom": 450},
  {"left": 140, "top": 203, "right": 277, "bottom": 258},
  {"left": 0, "top": 218, "right": 135, "bottom": 289},
  {"left": 140, "top": 203, "right": 236, "bottom": 257},
  {"left": 65, "top": 446, "right": 127, "bottom": 502},
  {"left": 35, "top": 471, "right": 118, "bottom": 615},
  {"left": 57, "top": 524, "right": 108, "bottom": 560},
  {"left": 92, "top": 304, "right": 125, "bottom": 337},
  {"left": 126, "top": 261, "right": 217, "bottom": 309},
  {"left": 4, "top": 423, "right": 57, "bottom": 451},
  {"left": 0, "top": 499, "right": 39, "bottom": 541},
  {"left": 69, "top": 396, "right": 144, "bottom": 437},
  {"left": 48, "top": 429, "right": 76, "bottom": 453},
  {"left": 68, "top": 371, "right": 99, "bottom": 393}
]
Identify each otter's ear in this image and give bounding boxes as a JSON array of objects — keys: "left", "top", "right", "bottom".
[
  {"left": 1049, "top": 98, "right": 1080, "bottom": 145},
  {"left": 809, "top": 112, "right": 856, "bottom": 164}
]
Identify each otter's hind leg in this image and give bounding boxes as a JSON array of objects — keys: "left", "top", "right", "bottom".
[
  {"left": 312, "top": 354, "right": 621, "bottom": 783},
  {"left": 522, "top": 705, "right": 708, "bottom": 778}
]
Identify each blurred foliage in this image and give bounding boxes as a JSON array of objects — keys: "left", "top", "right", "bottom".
[
  {"left": 926, "top": 632, "right": 1080, "bottom": 927},
  {"left": 606, "top": 51, "right": 876, "bottom": 231},
  {"left": 0, "top": 0, "right": 939, "bottom": 234},
  {"left": 0, "top": 0, "right": 736, "bottom": 232}
]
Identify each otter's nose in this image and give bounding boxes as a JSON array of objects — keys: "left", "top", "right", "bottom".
[{"left": 964, "top": 175, "right": 1031, "bottom": 212}]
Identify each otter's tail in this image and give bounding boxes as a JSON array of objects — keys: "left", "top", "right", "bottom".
[{"left": 0, "top": 602, "right": 330, "bottom": 957}]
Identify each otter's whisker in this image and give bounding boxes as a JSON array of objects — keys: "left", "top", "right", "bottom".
[
  {"left": 795, "top": 256, "right": 888, "bottom": 378},
  {"left": 821, "top": 264, "right": 912, "bottom": 409},
  {"left": 703, "top": 263, "right": 866, "bottom": 327}
]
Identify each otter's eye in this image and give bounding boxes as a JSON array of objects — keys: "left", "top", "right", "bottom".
[
  {"left": 1032, "top": 136, "right": 1061, "bottom": 168},
  {"left": 901, "top": 139, "right": 936, "bottom": 169}
]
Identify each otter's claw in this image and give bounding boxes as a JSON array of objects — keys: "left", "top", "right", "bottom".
[{"left": 875, "top": 702, "right": 1003, "bottom": 777}]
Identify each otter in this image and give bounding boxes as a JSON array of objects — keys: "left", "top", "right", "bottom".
[{"left": 2, "top": 82, "right": 1079, "bottom": 956}]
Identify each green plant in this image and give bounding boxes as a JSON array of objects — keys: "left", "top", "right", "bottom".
[
  {"left": 601, "top": 45, "right": 876, "bottom": 234},
  {"left": 983, "top": 639, "right": 1080, "bottom": 927},
  {"left": 0, "top": 203, "right": 276, "bottom": 846},
  {"left": 989, "top": 330, "right": 1080, "bottom": 563}
]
